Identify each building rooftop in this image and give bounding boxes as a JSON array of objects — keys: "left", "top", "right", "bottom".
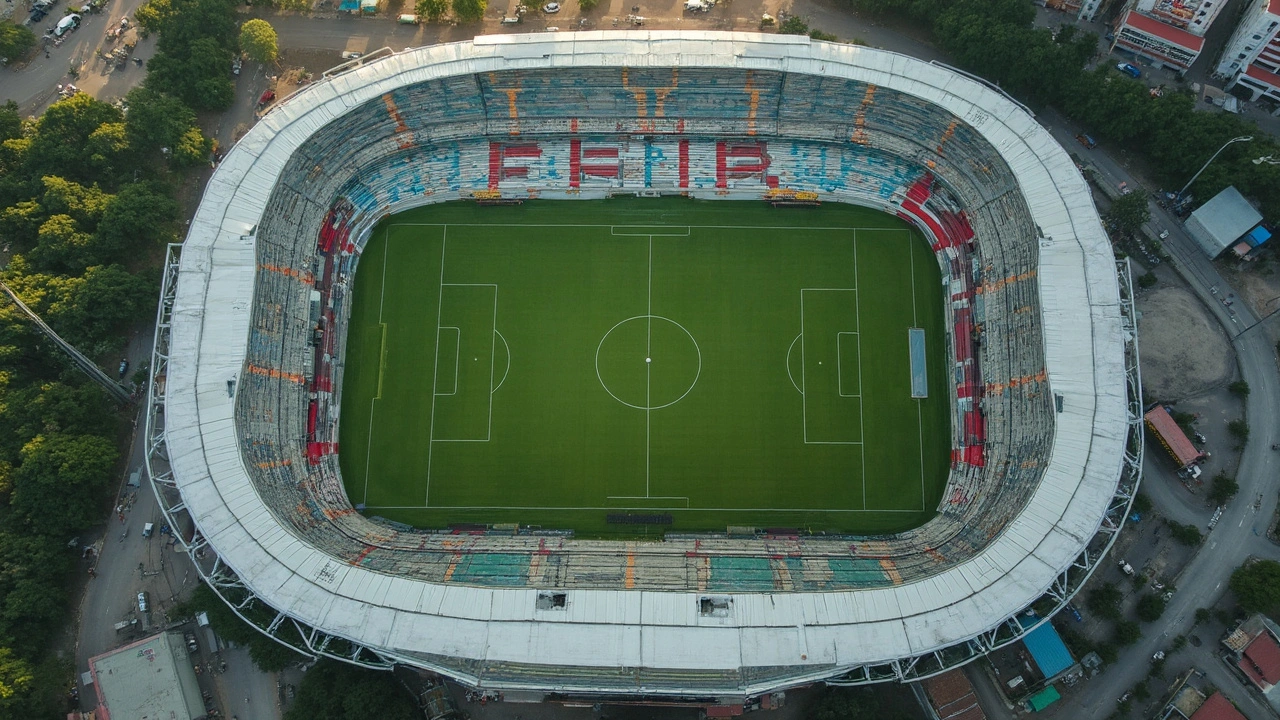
[
  {"left": 88, "top": 632, "right": 204, "bottom": 720},
  {"left": 1186, "top": 186, "right": 1263, "bottom": 258},
  {"left": 1122, "top": 10, "right": 1207, "bottom": 50},
  {"left": 1023, "top": 622, "right": 1074, "bottom": 680},
  {"left": 1190, "top": 692, "right": 1248, "bottom": 720},
  {"left": 1241, "top": 631, "right": 1280, "bottom": 689},
  {"left": 923, "top": 669, "right": 986, "bottom": 720}
]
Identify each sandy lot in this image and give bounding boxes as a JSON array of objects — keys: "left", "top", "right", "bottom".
[{"left": 1137, "top": 285, "right": 1234, "bottom": 400}]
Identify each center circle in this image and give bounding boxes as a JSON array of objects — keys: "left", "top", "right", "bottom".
[{"left": 595, "top": 315, "right": 701, "bottom": 410}]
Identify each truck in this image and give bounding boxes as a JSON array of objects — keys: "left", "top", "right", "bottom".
[{"left": 1144, "top": 404, "right": 1207, "bottom": 472}]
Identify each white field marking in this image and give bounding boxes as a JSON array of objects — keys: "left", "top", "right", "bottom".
[
  {"left": 594, "top": 315, "right": 702, "bottom": 411},
  {"left": 363, "top": 505, "right": 922, "bottom": 513},
  {"left": 853, "top": 231, "right": 868, "bottom": 509},
  {"left": 908, "top": 232, "right": 919, "bottom": 327},
  {"left": 432, "top": 284, "right": 498, "bottom": 443},
  {"left": 611, "top": 226, "right": 690, "bottom": 236},
  {"left": 423, "top": 226, "right": 448, "bottom": 507},
  {"left": 836, "top": 331, "right": 861, "bottom": 398},
  {"left": 492, "top": 330, "right": 511, "bottom": 392},
  {"left": 646, "top": 235, "right": 652, "bottom": 498},
  {"left": 800, "top": 288, "right": 859, "bottom": 446},
  {"left": 607, "top": 496, "right": 691, "bottom": 507},
  {"left": 392, "top": 222, "right": 888, "bottom": 232},
  {"left": 434, "top": 327, "right": 460, "bottom": 396},
  {"left": 786, "top": 334, "right": 803, "bottom": 394},
  {"left": 362, "top": 227, "right": 392, "bottom": 505},
  {"left": 918, "top": 400, "right": 926, "bottom": 511}
]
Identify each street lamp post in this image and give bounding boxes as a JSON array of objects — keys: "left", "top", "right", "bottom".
[{"left": 1178, "top": 135, "right": 1253, "bottom": 199}]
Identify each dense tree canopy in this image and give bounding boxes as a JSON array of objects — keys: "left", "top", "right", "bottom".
[
  {"left": 285, "top": 660, "right": 421, "bottom": 720},
  {"left": 415, "top": 0, "right": 449, "bottom": 21},
  {"left": 140, "top": 0, "right": 238, "bottom": 111},
  {"left": 1231, "top": 560, "right": 1280, "bottom": 617},
  {"left": 239, "top": 19, "right": 279, "bottom": 64},
  {"left": 0, "top": 23, "right": 37, "bottom": 63},
  {"left": 451, "top": 0, "right": 485, "bottom": 22},
  {"left": 1106, "top": 192, "right": 1152, "bottom": 236}
]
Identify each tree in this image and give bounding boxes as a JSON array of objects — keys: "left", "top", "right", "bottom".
[
  {"left": 0, "top": 647, "right": 33, "bottom": 715},
  {"left": 40, "top": 177, "right": 111, "bottom": 230},
  {"left": 1087, "top": 582, "right": 1123, "bottom": 620},
  {"left": 10, "top": 434, "right": 117, "bottom": 536},
  {"left": 1136, "top": 593, "right": 1166, "bottom": 622},
  {"left": 779, "top": 15, "right": 809, "bottom": 35},
  {"left": 285, "top": 660, "right": 420, "bottom": 720},
  {"left": 415, "top": 0, "right": 449, "bottom": 21},
  {"left": 1168, "top": 521, "right": 1202, "bottom": 547},
  {"left": 0, "top": 24, "right": 37, "bottom": 63},
  {"left": 1131, "top": 493, "right": 1152, "bottom": 514},
  {"left": 123, "top": 87, "right": 199, "bottom": 155},
  {"left": 1230, "top": 559, "right": 1280, "bottom": 617},
  {"left": 1227, "top": 418, "right": 1249, "bottom": 443},
  {"left": 95, "top": 182, "right": 180, "bottom": 257},
  {"left": 24, "top": 95, "right": 123, "bottom": 184},
  {"left": 145, "top": 38, "right": 235, "bottom": 111},
  {"left": 1106, "top": 192, "right": 1150, "bottom": 236},
  {"left": 1137, "top": 272, "right": 1157, "bottom": 288},
  {"left": 1114, "top": 619, "right": 1142, "bottom": 646},
  {"left": 451, "top": 0, "right": 485, "bottom": 21},
  {"left": 1194, "top": 607, "right": 1211, "bottom": 625},
  {"left": 806, "top": 685, "right": 914, "bottom": 720},
  {"left": 27, "top": 215, "right": 96, "bottom": 273},
  {"left": 1207, "top": 471, "right": 1239, "bottom": 506},
  {"left": 239, "top": 19, "right": 278, "bottom": 65},
  {"left": 1229, "top": 380, "right": 1250, "bottom": 398}
]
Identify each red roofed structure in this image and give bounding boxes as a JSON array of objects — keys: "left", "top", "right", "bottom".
[
  {"left": 923, "top": 669, "right": 986, "bottom": 720},
  {"left": 1190, "top": 692, "right": 1248, "bottom": 720},
  {"left": 1240, "top": 631, "right": 1280, "bottom": 690},
  {"left": 1144, "top": 406, "right": 1206, "bottom": 469},
  {"left": 1113, "top": 10, "right": 1205, "bottom": 70}
]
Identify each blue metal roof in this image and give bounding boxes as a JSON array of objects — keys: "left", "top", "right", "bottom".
[
  {"left": 1024, "top": 622, "right": 1074, "bottom": 679},
  {"left": 1247, "top": 226, "right": 1271, "bottom": 247}
]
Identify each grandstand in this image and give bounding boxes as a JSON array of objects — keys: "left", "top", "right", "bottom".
[{"left": 146, "top": 33, "right": 1143, "bottom": 699}]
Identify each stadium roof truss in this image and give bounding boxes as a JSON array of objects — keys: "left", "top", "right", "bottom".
[{"left": 146, "top": 32, "right": 1142, "bottom": 697}]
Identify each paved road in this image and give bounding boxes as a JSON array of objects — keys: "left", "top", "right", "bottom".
[{"left": 1036, "top": 115, "right": 1280, "bottom": 718}]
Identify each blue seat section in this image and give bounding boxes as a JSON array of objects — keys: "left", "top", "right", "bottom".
[{"left": 231, "top": 65, "right": 1053, "bottom": 604}]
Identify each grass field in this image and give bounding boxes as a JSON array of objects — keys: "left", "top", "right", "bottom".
[{"left": 338, "top": 198, "right": 950, "bottom": 536}]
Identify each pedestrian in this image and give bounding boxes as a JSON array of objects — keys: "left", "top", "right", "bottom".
[
  {"left": 45, "top": 51, "right": 50, "bottom": 58},
  {"left": 119, "top": 513, "right": 125, "bottom": 523}
]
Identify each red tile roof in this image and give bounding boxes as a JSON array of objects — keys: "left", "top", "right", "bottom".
[
  {"left": 1245, "top": 63, "right": 1280, "bottom": 89},
  {"left": 923, "top": 670, "right": 986, "bottom": 720},
  {"left": 1190, "top": 692, "right": 1247, "bottom": 720},
  {"left": 1121, "top": 10, "right": 1206, "bottom": 51},
  {"left": 1240, "top": 632, "right": 1280, "bottom": 689}
]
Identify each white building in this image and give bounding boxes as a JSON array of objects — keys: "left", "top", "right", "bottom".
[
  {"left": 1217, "top": 0, "right": 1280, "bottom": 102},
  {"left": 1112, "top": 0, "right": 1229, "bottom": 71}
]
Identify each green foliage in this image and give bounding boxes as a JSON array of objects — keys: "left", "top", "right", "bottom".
[
  {"left": 1096, "top": 641, "right": 1118, "bottom": 664},
  {"left": 1114, "top": 620, "right": 1142, "bottom": 646},
  {"left": 0, "top": 24, "right": 37, "bottom": 63},
  {"left": 1230, "top": 559, "right": 1280, "bottom": 617},
  {"left": 809, "top": 29, "right": 839, "bottom": 41},
  {"left": 25, "top": 95, "right": 124, "bottom": 183},
  {"left": 1136, "top": 593, "right": 1166, "bottom": 622},
  {"left": 284, "top": 660, "right": 420, "bottom": 720},
  {"left": 11, "top": 434, "right": 116, "bottom": 537},
  {"left": 1227, "top": 418, "right": 1249, "bottom": 443},
  {"left": 1168, "top": 521, "right": 1203, "bottom": 547},
  {"left": 1208, "top": 471, "right": 1239, "bottom": 506},
  {"left": 239, "top": 19, "right": 278, "bottom": 65},
  {"left": 415, "top": 0, "right": 449, "bottom": 21},
  {"left": 1195, "top": 607, "right": 1211, "bottom": 625},
  {"left": 142, "top": 0, "right": 238, "bottom": 111},
  {"left": 1087, "top": 582, "right": 1123, "bottom": 620},
  {"left": 451, "top": 0, "right": 485, "bottom": 22},
  {"left": 123, "top": 87, "right": 199, "bottom": 157},
  {"left": 1131, "top": 493, "right": 1152, "bottom": 515},
  {"left": 1106, "top": 192, "right": 1151, "bottom": 236},
  {"left": 1229, "top": 380, "right": 1250, "bottom": 397},
  {"left": 1133, "top": 680, "right": 1150, "bottom": 701},
  {"left": 779, "top": 15, "right": 809, "bottom": 35},
  {"left": 578, "top": 0, "right": 599, "bottom": 9},
  {"left": 1137, "top": 272, "right": 1157, "bottom": 288},
  {"left": 170, "top": 584, "right": 308, "bottom": 672},
  {"left": 1171, "top": 634, "right": 1187, "bottom": 652},
  {"left": 807, "top": 685, "right": 915, "bottom": 720}
]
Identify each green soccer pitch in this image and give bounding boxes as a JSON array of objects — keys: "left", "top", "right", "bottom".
[{"left": 337, "top": 197, "right": 951, "bottom": 536}]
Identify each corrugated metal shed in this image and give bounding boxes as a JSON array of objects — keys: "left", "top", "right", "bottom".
[
  {"left": 1022, "top": 622, "right": 1074, "bottom": 680},
  {"left": 1185, "top": 186, "right": 1262, "bottom": 258}
]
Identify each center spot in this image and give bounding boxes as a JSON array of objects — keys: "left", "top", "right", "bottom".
[{"left": 596, "top": 315, "right": 701, "bottom": 410}]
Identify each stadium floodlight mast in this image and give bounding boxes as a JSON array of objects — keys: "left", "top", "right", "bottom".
[{"left": 1177, "top": 135, "right": 1253, "bottom": 199}]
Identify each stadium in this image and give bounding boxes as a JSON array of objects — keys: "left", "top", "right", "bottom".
[{"left": 146, "top": 32, "right": 1143, "bottom": 701}]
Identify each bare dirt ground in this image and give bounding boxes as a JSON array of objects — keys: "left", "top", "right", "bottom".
[
  {"left": 1137, "top": 285, "right": 1235, "bottom": 401},
  {"left": 1218, "top": 256, "right": 1280, "bottom": 320}
]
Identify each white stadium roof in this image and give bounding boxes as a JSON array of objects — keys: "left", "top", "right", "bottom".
[{"left": 158, "top": 32, "right": 1130, "bottom": 694}]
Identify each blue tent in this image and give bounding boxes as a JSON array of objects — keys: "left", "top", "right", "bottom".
[
  {"left": 1023, "top": 623, "right": 1074, "bottom": 680},
  {"left": 1246, "top": 225, "right": 1272, "bottom": 248}
]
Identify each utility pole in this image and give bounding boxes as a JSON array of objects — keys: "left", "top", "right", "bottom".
[{"left": 0, "top": 280, "right": 134, "bottom": 404}]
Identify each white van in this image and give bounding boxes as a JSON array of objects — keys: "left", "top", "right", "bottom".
[{"left": 53, "top": 13, "right": 80, "bottom": 37}]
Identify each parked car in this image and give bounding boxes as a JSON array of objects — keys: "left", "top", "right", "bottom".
[
  {"left": 340, "top": 50, "right": 363, "bottom": 59},
  {"left": 184, "top": 632, "right": 198, "bottom": 653},
  {"left": 137, "top": 591, "right": 149, "bottom": 613},
  {"left": 29, "top": 6, "right": 48, "bottom": 22},
  {"left": 1116, "top": 62, "right": 1141, "bottom": 78},
  {"left": 541, "top": 2, "right": 559, "bottom": 11},
  {"left": 1075, "top": 134, "right": 1097, "bottom": 149},
  {"left": 231, "top": 57, "right": 241, "bottom": 75},
  {"left": 53, "top": 13, "right": 81, "bottom": 37}
]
